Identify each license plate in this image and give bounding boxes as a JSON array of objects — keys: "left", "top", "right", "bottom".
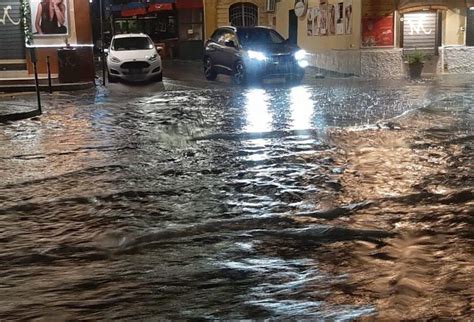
[{"left": 129, "top": 68, "right": 142, "bottom": 74}]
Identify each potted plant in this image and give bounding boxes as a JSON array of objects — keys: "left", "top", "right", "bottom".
[{"left": 404, "top": 50, "right": 428, "bottom": 79}]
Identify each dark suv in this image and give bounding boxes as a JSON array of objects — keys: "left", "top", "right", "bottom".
[{"left": 203, "top": 26, "right": 308, "bottom": 85}]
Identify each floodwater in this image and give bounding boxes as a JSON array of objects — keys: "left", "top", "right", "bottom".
[{"left": 0, "top": 77, "right": 472, "bottom": 320}]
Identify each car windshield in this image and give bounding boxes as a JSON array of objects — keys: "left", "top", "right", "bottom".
[
  {"left": 237, "top": 28, "right": 285, "bottom": 47},
  {"left": 112, "top": 37, "right": 153, "bottom": 51}
]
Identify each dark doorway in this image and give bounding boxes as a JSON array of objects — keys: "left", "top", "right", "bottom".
[
  {"left": 467, "top": 8, "right": 474, "bottom": 46},
  {"left": 288, "top": 9, "right": 298, "bottom": 45}
]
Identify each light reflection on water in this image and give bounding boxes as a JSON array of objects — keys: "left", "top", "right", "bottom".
[
  {"left": 0, "top": 76, "right": 472, "bottom": 320},
  {"left": 290, "top": 86, "right": 315, "bottom": 131}
]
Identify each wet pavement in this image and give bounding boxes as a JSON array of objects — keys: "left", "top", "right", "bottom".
[{"left": 0, "top": 73, "right": 473, "bottom": 320}]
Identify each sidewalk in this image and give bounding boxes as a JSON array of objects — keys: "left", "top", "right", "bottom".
[
  {"left": 0, "top": 80, "right": 94, "bottom": 94},
  {"left": 0, "top": 100, "right": 41, "bottom": 123}
]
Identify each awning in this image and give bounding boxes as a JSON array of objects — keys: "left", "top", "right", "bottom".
[
  {"left": 396, "top": 0, "right": 449, "bottom": 13},
  {"left": 176, "top": 0, "right": 203, "bottom": 9},
  {"left": 148, "top": 3, "right": 174, "bottom": 12},
  {"left": 121, "top": 7, "right": 147, "bottom": 17}
]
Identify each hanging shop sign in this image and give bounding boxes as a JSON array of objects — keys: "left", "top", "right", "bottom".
[
  {"left": 147, "top": 3, "right": 173, "bottom": 13},
  {"left": 29, "top": 0, "right": 69, "bottom": 36}
]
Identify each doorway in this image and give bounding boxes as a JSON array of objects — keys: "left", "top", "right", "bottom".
[
  {"left": 467, "top": 8, "right": 474, "bottom": 46},
  {"left": 288, "top": 9, "right": 298, "bottom": 45}
]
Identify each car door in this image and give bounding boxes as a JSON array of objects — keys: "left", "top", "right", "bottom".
[
  {"left": 219, "top": 31, "right": 239, "bottom": 74},
  {"left": 205, "top": 29, "right": 224, "bottom": 69}
]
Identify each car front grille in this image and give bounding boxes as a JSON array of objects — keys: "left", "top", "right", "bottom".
[
  {"left": 269, "top": 54, "right": 294, "bottom": 64},
  {"left": 267, "top": 54, "right": 294, "bottom": 74},
  {"left": 121, "top": 61, "right": 150, "bottom": 69}
]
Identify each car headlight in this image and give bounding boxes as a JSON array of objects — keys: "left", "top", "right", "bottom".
[
  {"left": 110, "top": 56, "right": 121, "bottom": 63},
  {"left": 148, "top": 53, "right": 158, "bottom": 62},
  {"left": 294, "top": 49, "right": 307, "bottom": 60},
  {"left": 247, "top": 50, "right": 267, "bottom": 61}
]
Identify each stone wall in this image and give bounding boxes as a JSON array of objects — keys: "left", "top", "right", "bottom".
[
  {"left": 307, "top": 48, "right": 405, "bottom": 78},
  {"left": 442, "top": 46, "right": 474, "bottom": 74},
  {"left": 307, "top": 47, "right": 474, "bottom": 78},
  {"left": 308, "top": 50, "right": 361, "bottom": 76},
  {"left": 360, "top": 49, "right": 404, "bottom": 78}
]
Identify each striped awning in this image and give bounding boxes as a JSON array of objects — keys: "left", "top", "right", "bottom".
[{"left": 396, "top": 0, "right": 449, "bottom": 12}]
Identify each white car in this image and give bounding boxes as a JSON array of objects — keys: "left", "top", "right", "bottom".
[{"left": 106, "top": 33, "right": 162, "bottom": 83}]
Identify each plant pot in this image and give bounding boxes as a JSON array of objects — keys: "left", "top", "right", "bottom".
[{"left": 408, "top": 62, "right": 424, "bottom": 79}]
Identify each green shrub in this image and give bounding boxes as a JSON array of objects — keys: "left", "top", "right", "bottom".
[{"left": 405, "top": 50, "right": 429, "bottom": 64}]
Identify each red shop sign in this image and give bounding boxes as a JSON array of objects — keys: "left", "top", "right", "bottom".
[{"left": 148, "top": 3, "right": 174, "bottom": 12}]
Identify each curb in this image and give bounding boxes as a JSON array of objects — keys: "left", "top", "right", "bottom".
[
  {"left": 0, "top": 109, "right": 41, "bottom": 123},
  {"left": 0, "top": 82, "right": 95, "bottom": 93}
]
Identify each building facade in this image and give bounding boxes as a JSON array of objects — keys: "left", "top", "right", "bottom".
[
  {"left": 108, "top": 0, "right": 205, "bottom": 60},
  {"left": 203, "top": 0, "right": 274, "bottom": 39},
  {"left": 273, "top": 0, "right": 474, "bottom": 77},
  {"left": 0, "top": 0, "right": 94, "bottom": 83}
]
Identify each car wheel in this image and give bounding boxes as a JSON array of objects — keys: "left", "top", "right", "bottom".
[
  {"left": 108, "top": 72, "right": 118, "bottom": 83},
  {"left": 204, "top": 57, "right": 217, "bottom": 81},
  {"left": 232, "top": 61, "right": 247, "bottom": 86}
]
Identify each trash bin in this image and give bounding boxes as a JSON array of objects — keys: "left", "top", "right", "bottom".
[{"left": 57, "top": 47, "right": 80, "bottom": 83}]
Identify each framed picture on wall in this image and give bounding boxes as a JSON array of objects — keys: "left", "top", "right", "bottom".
[
  {"left": 30, "top": 0, "right": 69, "bottom": 36},
  {"left": 319, "top": 4, "right": 327, "bottom": 35},
  {"left": 336, "top": 2, "right": 344, "bottom": 35},
  {"left": 307, "top": 8, "right": 313, "bottom": 36},
  {"left": 344, "top": 0, "right": 353, "bottom": 34},
  {"left": 328, "top": 4, "right": 336, "bottom": 35},
  {"left": 312, "top": 7, "right": 320, "bottom": 36}
]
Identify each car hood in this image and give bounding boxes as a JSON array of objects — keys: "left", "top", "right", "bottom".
[
  {"left": 109, "top": 49, "right": 157, "bottom": 61},
  {"left": 244, "top": 43, "right": 298, "bottom": 56}
]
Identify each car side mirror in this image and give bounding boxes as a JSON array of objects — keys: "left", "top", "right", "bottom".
[
  {"left": 224, "top": 40, "right": 236, "bottom": 48},
  {"left": 104, "top": 48, "right": 109, "bottom": 54}
]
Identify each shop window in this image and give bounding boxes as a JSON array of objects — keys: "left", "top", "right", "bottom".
[
  {"left": 467, "top": 8, "right": 474, "bottom": 46},
  {"left": 229, "top": 3, "right": 258, "bottom": 27},
  {"left": 178, "top": 9, "right": 203, "bottom": 41}
]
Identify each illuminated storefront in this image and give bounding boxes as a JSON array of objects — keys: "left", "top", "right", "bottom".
[
  {"left": 273, "top": 0, "right": 474, "bottom": 78},
  {"left": 0, "top": 0, "right": 94, "bottom": 83},
  {"left": 110, "top": 0, "right": 204, "bottom": 59}
]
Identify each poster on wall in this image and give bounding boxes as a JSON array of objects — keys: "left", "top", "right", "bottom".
[
  {"left": 312, "top": 7, "right": 320, "bottom": 36},
  {"left": 362, "top": 15, "right": 394, "bottom": 47},
  {"left": 306, "top": 8, "right": 313, "bottom": 36},
  {"left": 344, "top": 0, "right": 352, "bottom": 34},
  {"left": 327, "top": 4, "right": 336, "bottom": 35},
  {"left": 336, "top": 2, "right": 344, "bottom": 35},
  {"left": 30, "top": 0, "right": 69, "bottom": 36},
  {"left": 319, "top": 4, "right": 327, "bottom": 35}
]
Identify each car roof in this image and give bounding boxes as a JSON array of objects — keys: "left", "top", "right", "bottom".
[
  {"left": 218, "top": 26, "right": 273, "bottom": 31},
  {"left": 112, "top": 33, "right": 150, "bottom": 39}
]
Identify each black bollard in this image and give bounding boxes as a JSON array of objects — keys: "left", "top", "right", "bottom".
[
  {"left": 47, "top": 56, "right": 52, "bottom": 94},
  {"left": 30, "top": 47, "right": 42, "bottom": 115}
]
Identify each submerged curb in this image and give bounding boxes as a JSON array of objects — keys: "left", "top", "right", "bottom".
[
  {"left": 0, "top": 109, "right": 41, "bottom": 123},
  {"left": 0, "top": 82, "right": 94, "bottom": 94}
]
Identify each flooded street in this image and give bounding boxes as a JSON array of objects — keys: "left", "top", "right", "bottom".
[{"left": 0, "top": 76, "right": 472, "bottom": 319}]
